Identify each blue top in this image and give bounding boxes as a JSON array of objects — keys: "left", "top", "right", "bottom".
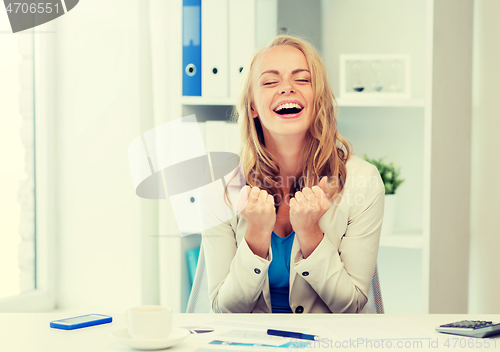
[{"left": 268, "top": 231, "right": 295, "bottom": 313}]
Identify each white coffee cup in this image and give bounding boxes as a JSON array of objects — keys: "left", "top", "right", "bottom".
[{"left": 126, "top": 305, "right": 172, "bottom": 340}]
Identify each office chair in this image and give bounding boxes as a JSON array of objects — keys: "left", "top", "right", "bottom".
[{"left": 187, "top": 242, "right": 384, "bottom": 314}]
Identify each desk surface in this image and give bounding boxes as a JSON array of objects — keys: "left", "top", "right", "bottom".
[{"left": 2, "top": 312, "right": 499, "bottom": 352}]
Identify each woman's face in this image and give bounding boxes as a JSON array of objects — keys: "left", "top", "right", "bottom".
[{"left": 250, "top": 45, "right": 314, "bottom": 141}]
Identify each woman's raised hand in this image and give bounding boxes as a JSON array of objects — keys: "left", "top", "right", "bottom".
[
  {"left": 289, "top": 177, "right": 330, "bottom": 254},
  {"left": 236, "top": 186, "right": 276, "bottom": 258}
]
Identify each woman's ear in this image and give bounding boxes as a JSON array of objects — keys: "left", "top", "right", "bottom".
[{"left": 250, "top": 103, "right": 258, "bottom": 118}]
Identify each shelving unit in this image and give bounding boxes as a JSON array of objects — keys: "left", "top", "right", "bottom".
[{"left": 156, "top": 0, "right": 472, "bottom": 315}]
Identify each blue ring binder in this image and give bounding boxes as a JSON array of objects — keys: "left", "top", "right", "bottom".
[{"left": 183, "top": 0, "right": 202, "bottom": 96}]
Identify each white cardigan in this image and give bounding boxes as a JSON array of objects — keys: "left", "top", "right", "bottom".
[{"left": 201, "top": 154, "right": 385, "bottom": 314}]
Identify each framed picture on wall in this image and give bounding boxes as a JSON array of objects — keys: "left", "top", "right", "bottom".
[{"left": 339, "top": 54, "right": 411, "bottom": 99}]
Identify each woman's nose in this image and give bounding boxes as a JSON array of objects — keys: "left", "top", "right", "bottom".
[
  {"left": 280, "top": 85, "right": 295, "bottom": 94},
  {"left": 279, "top": 81, "right": 295, "bottom": 95}
]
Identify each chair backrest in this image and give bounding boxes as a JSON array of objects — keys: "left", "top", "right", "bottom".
[
  {"left": 186, "top": 242, "right": 211, "bottom": 313},
  {"left": 186, "top": 243, "right": 384, "bottom": 314},
  {"left": 364, "top": 264, "right": 384, "bottom": 314}
]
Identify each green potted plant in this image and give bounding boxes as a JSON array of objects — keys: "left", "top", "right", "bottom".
[{"left": 363, "top": 155, "right": 405, "bottom": 235}]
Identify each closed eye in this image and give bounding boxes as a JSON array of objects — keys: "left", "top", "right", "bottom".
[
  {"left": 263, "top": 82, "right": 278, "bottom": 86},
  {"left": 296, "top": 79, "right": 310, "bottom": 83}
]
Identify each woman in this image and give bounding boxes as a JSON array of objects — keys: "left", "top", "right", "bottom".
[{"left": 201, "top": 35, "right": 384, "bottom": 314}]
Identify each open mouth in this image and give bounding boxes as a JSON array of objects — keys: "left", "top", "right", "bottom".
[{"left": 273, "top": 102, "right": 304, "bottom": 116}]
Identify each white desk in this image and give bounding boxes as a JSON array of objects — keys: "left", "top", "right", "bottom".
[{"left": 1, "top": 313, "right": 499, "bottom": 351}]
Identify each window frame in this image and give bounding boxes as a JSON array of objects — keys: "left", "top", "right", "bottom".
[{"left": 0, "top": 22, "right": 57, "bottom": 312}]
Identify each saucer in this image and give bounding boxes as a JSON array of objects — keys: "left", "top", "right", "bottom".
[{"left": 110, "top": 327, "right": 190, "bottom": 350}]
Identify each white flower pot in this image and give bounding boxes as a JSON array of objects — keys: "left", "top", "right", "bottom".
[{"left": 381, "top": 194, "right": 397, "bottom": 236}]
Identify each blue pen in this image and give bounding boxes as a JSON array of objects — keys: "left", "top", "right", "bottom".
[{"left": 267, "top": 329, "right": 321, "bottom": 341}]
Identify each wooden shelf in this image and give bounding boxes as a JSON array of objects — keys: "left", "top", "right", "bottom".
[
  {"left": 336, "top": 98, "right": 425, "bottom": 107},
  {"left": 379, "top": 230, "right": 423, "bottom": 249},
  {"left": 181, "top": 97, "right": 235, "bottom": 106}
]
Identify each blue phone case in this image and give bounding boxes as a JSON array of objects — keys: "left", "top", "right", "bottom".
[{"left": 50, "top": 314, "right": 112, "bottom": 330}]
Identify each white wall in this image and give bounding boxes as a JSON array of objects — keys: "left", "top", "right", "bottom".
[
  {"left": 469, "top": 0, "right": 500, "bottom": 314},
  {"left": 54, "top": 0, "right": 158, "bottom": 311},
  {"left": 0, "top": 22, "right": 25, "bottom": 299},
  {"left": 277, "top": 0, "right": 322, "bottom": 52}
]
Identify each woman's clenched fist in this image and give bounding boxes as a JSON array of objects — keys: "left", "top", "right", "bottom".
[
  {"left": 289, "top": 176, "right": 330, "bottom": 236},
  {"left": 236, "top": 186, "right": 276, "bottom": 258}
]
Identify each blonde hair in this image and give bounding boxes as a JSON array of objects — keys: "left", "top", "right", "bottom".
[{"left": 224, "top": 34, "right": 352, "bottom": 209}]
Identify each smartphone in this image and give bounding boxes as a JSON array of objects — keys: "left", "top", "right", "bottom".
[{"left": 50, "top": 314, "right": 112, "bottom": 330}]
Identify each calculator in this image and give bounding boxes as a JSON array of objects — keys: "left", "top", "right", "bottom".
[{"left": 436, "top": 320, "right": 500, "bottom": 338}]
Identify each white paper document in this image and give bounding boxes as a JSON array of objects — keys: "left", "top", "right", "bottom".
[{"left": 186, "top": 320, "right": 313, "bottom": 351}]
